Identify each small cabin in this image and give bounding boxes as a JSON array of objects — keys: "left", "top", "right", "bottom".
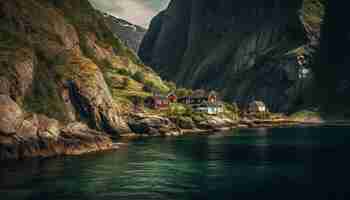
[
  {"left": 208, "top": 91, "right": 218, "bottom": 103},
  {"left": 248, "top": 101, "right": 267, "bottom": 113},
  {"left": 144, "top": 96, "right": 169, "bottom": 109},
  {"left": 193, "top": 103, "right": 224, "bottom": 115},
  {"left": 178, "top": 91, "right": 218, "bottom": 105}
]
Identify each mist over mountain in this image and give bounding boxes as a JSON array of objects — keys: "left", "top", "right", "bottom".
[{"left": 89, "top": 0, "right": 170, "bottom": 27}]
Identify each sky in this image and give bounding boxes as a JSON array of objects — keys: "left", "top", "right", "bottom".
[{"left": 89, "top": 0, "right": 170, "bottom": 28}]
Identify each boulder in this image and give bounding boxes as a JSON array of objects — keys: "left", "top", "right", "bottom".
[
  {"left": 128, "top": 114, "right": 179, "bottom": 136},
  {"left": 0, "top": 95, "right": 24, "bottom": 135},
  {"left": 197, "top": 116, "right": 236, "bottom": 130},
  {"left": 37, "top": 114, "right": 60, "bottom": 140},
  {"left": 171, "top": 116, "right": 196, "bottom": 129},
  {"left": 17, "top": 119, "right": 38, "bottom": 140},
  {"left": 61, "top": 122, "right": 111, "bottom": 143}
]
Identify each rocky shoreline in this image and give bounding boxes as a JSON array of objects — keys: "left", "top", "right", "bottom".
[
  {"left": 122, "top": 113, "right": 314, "bottom": 138},
  {"left": 1, "top": 93, "right": 338, "bottom": 161},
  {"left": 0, "top": 95, "right": 343, "bottom": 161},
  {"left": 0, "top": 95, "right": 115, "bottom": 160}
]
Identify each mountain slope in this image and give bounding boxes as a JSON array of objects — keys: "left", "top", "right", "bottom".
[
  {"left": 0, "top": 0, "right": 170, "bottom": 159},
  {"left": 104, "top": 14, "right": 147, "bottom": 53},
  {"left": 139, "top": 0, "right": 325, "bottom": 112},
  {"left": 313, "top": 1, "right": 350, "bottom": 111}
]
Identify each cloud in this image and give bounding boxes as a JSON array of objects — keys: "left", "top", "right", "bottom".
[{"left": 89, "top": 0, "right": 170, "bottom": 28}]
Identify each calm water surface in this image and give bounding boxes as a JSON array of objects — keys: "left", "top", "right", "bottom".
[{"left": 1, "top": 127, "right": 350, "bottom": 200}]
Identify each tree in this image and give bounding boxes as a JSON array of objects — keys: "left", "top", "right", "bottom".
[
  {"left": 164, "top": 81, "right": 176, "bottom": 91},
  {"left": 132, "top": 71, "right": 145, "bottom": 83},
  {"left": 175, "top": 88, "right": 192, "bottom": 97}
]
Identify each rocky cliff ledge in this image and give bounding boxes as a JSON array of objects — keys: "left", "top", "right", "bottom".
[
  {"left": 0, "top": 0, "right": 151, "bottom": 159},
  {"left": 0, "top": 95, "right": 113, "bottom": 160},
  {"left": 139, "top": 0, "right": 324, "bottom": 112},
  {"left": 313, "top": 1, "right": 350, "bottom": 110}
]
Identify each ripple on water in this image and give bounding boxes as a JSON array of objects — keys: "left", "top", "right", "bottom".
[{"left": 1, "top": 127, "right": 350, "bottom": 200}]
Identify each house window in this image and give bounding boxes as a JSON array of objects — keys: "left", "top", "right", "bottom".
[{"left": 299, "top": 67, "right": 310, "bottom": 79}]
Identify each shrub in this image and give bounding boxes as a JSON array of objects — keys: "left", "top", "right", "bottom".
[
  {"left": 166, "top": 103, "right": 186, "bottom": 117},
  {"left": 116, "top": 68, "right": 132, "bottom": 76},
  {"left": 290, "top": 110, "right": 321, "bottom": 120},
  {"left": 184, "top": 106, "right": 194, "bottom": 117},
  {"left": 164, "top": 81, "right": 177, "bottom": 91},
  {"left": 175, "top": 88, "right": 193, "bottom": 97},
  {"left": 132, "top": 71, "right": 145, "bottom": 83}
]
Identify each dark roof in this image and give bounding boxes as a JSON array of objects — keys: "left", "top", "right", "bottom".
[{"left": 249, "top": 101, "right": 266, "bottom": 107}]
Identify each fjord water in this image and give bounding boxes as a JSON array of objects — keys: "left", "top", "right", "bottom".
[{"left": 1, "top": 127, "right": 350, "bottom": 200}]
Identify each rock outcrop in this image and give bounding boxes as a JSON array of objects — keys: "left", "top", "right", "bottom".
[
  {"left": 0, "top": 0, "right": 155, "bottom": 159},
  {"left": 0, "top": 95, "right": 24, "bottom": 135},
  {"left": 0, "top": 95, "right": 113, "bottom": 160},
  {"left": 139, "top": 0, "right": 324, "bottom": 112},
  {"left": 128, "top": 113, "right": 237, "bottom": 136},
  {"left": 0, "top": 0, "right": 134, "bottom": 134},
  {"left": 128, "top": 114, "right": 181, "bottom": 136}
]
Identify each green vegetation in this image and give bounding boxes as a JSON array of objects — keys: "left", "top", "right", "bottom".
[
  {"left": 302, "top": 0, "right": 325, "bottom": 29},
  {"left": 113, "top": 68, "right": 133, "bottom": 76},
  {"left": 132, "top": 71, "right": 146, "bottom": 83},
  {"left": 142, "top": 76, "right": 170, "bottom": 94},
  {"left": 175, "top": 88, "right": 193, "bottom": 97},
  {"left": 164, "top": 81, "right": 177, "bottom": 91},
  {"left": 166, "top": 103, "right": 187, "bottom": 117},
  {"left": 24, "top": 61, "right": 68, "bottom": 122},
  {"left": 223, "top": 103, "right": 240, "bottom": 121},
  {"left": 290, "top": 109, "right": 322, "bottom": 121}
]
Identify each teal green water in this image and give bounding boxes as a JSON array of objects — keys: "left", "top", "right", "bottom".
[{"left": 1, "top": 127, "right": 350, "bottom": 200}]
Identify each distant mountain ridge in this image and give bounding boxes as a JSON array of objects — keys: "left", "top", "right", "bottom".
[
  {"left": 139, "top": 0, "right": 325, "bottom": 112},
  {"left": 104, "top": 13, "right": 147, "bottom": 53}
]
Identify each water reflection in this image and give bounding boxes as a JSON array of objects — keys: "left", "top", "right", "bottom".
[{"left": 1, "top": 127, "right": 350, "bottom": 200}]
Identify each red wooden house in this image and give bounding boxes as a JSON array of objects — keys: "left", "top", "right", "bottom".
[
  {"left": 167, "top": 93, "right": 178, "bottom": 103},
  {"left": 144, "top": 96, "right": 169, "bottom": 109}
]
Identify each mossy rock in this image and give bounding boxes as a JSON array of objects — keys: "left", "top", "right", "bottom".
[{"left": 290, "top": 109, "right": 322, "bottom": 121}]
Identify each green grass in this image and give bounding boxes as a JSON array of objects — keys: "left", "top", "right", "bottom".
[{"left": 290, "top": 109, "right": 322, "bottom": 120}]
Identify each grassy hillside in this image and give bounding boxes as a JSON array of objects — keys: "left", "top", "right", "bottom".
[
  {"left": 302, "top": 0, "right": 325, "bottom": 29},
  {"left": 0, "top": 0, "right": 169, "bottom": 122}
]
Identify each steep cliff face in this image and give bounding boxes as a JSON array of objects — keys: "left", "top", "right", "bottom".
[
  {"left": 0, "top": 0, "right": 133, "bottom": 134},
  {"left": 140, "top": 0, "right": 324, "bottom": 111},
  {"left": 104, "top": 14, "right": 147, "bottom": 53},
  {"left": 313, "top": 1, "right": 350, "bottom": 110},
  {"left": 0, "top": 0, "right": 170, "bottom": 159}
]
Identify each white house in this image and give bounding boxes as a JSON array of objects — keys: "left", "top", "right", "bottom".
[
  {"left": 248, "top": 101, "right": 267, "bottom": 113},
  {"left": 193, "top": 103, "right": 224, "bottom": 115}
]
